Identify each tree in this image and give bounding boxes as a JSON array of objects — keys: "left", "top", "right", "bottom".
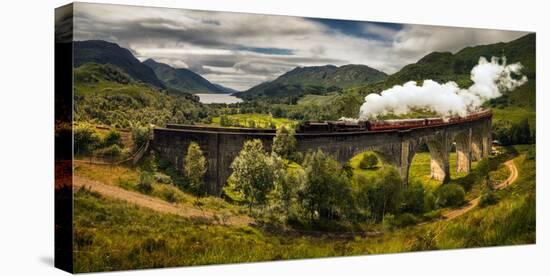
[
  {"left": 359, "top": 153, "right": 378, "bottom": 169},
  {"left": 333, "top": 92, "right": 362, "bottom": 118},
  {"left": 298, "top": 150, "right": 352, "bottom": 221},
  {"left": 137, "top": 171, "right": 154, "bottom": 194},
  {"left": 184, "top": 142, "right": 207, "bottom": 194},
  {"left": 510, "top": 118, "right": 531, "bottom": 144},
  {"left": 272, "top": 125, "right": 297, "bottom": 159},
  {"left": 493, "top": 119, "right": 532, "bottom": 146},
  {"left": 366, "top": 166, "right": 404, "bottom": 222},
  {"left": 227, "top": 139, "right": 284, "bottom": 211},
  {"left": 270, "top": 167, "right": 304, "bottom": 216},
  {"left": 353, "top": 174, "right": 371, "bottom": 217}
]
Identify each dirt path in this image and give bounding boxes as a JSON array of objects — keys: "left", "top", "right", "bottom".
[
  {"left": 73, "top": 175, "right": 252, "bottom": 226},
  {"left": 443, "top": 160, "right": 518, "bottom": 221}
]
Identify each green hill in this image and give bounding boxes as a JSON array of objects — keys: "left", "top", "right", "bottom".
[
  {"left": 263, "top": 33, "right": 535, "bottom": 124},
  {"left": 73, "top": 63, "right": 210, "bottom": 128},
  {"left": 345, "top": 34, "right": 534, "bottom": 117},
  {"left": 381, "top": 34, "right": 533, "bottom": 86},
  {"left": 143, "top": 59, "right": 230, "bottom": 94},
  {"left": 74, "top": 40, "right": 166, "bottom": 89},
  {"left": 237, "top": 64, "right": 387, "bottom": 101}
]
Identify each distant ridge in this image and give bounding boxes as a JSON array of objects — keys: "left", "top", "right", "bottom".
[
  {"left": 74, "top": 40, "right": 165, "bottom": 88},
  {"left": 237, "top": 64, "right": 387, "bottom": 100},
  {"left": 143, "top": 59, "right": 231, "bottom": 94}
]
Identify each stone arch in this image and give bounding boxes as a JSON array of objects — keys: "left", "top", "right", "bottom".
[
  {"left": 452, "top": 128, "right": 472, "bottom": 173},
  {"left": 407, "top": 131, "right": 452, "bottom": 184},
  {"left": 325, "top": 142, "right": 408, "bottom": 184},
  {"left": 346, "top": 147, "right": 399, "bottom": 170}
]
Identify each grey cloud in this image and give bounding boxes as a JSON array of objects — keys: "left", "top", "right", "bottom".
[{"left": 72, "top": 2, "right": 527, "bottom": 90}]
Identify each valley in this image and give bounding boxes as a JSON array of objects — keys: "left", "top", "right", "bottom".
[{"left": 68, "top": 33, "right": 536, "bottom": 272}]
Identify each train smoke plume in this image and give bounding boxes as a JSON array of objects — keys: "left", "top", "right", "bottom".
[{"left": 358, "top": 56, "right": 527, "bottom": 119}]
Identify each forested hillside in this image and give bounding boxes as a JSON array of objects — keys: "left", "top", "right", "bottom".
[
  {"left": 74, "top": 63, "right": 212, "bottom": 128},
  {"left": 237, "top": 64, "right": 387, "bottom": 101}
]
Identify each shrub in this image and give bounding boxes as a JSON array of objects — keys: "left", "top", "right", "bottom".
[
  {"left": 136, "top": 171, "right": 154, "bottom": 194},
  {"left": 74, "top": 124, "right": 101, "bottom": 155},
  {"left": 94, "top": 144, "right": 123, "bottom": 158},
  {"left": 139, "top": 238, "right": 167, "bottom": 253},
  {"left": 402, "top": 182, "right": 425, "bottom": 214},
  {"left": 359, "top": 153, "right": 378, "bottom": 169},
  {"left": 526, "top": 146, "right": 536, "bottom": 160},
  {"left": 161, "top": 189, "right": 178, "bottom": 203},
  {"left": 390, "top": 213, "right": 419, "bottom": 228},
  {"left": 423, "top": 191, "right": 437, "bottom": 212},
  {"left": 436, "top": 184, "right": 465, "bottom": 208},
  {"left": 410, "top": 230, "right": 438, "bottom": 251},
  {"left": 102, "top": 129, "right": 123, "bottom": 147},
  {"left": 422, "top": 209, "right": 442, "bottom": 221},
  {"left": 479, "top": 190, "right": 499, "bottom": 207},
  {"left": 131, "top": 126, "right": 151, "bottom": 151},
  {"left": 456, "top": 173, "right": 476, "bottom": 191},
  {"left": 74, "top": 228, "right": 94, "bottom": 248},
  {"left": 139, "top": 151, "right": 158, "bottom": 172},
  {"left": 154, "top": 172, "right": 172, "bottom": 184}
]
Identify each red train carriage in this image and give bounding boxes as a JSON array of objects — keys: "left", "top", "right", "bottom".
[
  {"left": 297, "top": 110, "right": 491, "bottom": 133},
  {"left": 366, "top": 118, "right": 425, "bottom": 131}
]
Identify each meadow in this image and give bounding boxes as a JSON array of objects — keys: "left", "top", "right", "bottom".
[
  {"left": 73, "top": 144, "right": 535, "bottom": 272},
  {"left": 350, "top": 151, "right": 478, "bottom": 191}
]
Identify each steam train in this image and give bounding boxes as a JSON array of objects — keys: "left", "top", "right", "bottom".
[{"left": 298, "top": 110, "right": 492, "bottom": 133}]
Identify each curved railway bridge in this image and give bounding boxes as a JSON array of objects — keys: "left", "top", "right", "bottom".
[{"left": 152, "top": 113, "right": 492, "bottom": 196}]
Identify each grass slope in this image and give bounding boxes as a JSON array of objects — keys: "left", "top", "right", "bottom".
[{"left": 73, "top": 146, "right": 535, "bottom": 272}]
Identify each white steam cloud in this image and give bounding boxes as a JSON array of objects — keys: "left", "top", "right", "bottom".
[{"left": 358, "top": 56, "right": 527, "bottom": 119}]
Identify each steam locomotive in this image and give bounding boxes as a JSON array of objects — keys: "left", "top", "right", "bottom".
[{"left": 298, "top": 110, "right": 492, "bottom": 133}]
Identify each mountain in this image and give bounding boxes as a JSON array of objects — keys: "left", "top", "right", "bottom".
[
  {"left": 74, "top": 40, "right": 165, "bottom": 89},
  {"left": 382, "top": 33, "right": 535, "bottom": 88},
  {"left": 143, "top": 59, "right": 230, "bottom": 94},
  {"left": 213, "top": 83, "right": 240, "bottom": 94},
  {"left": 308, "top": 33, "right": 535, "bottom": 125},
  {"left": 237, "top": 64, "right": 387, "bottom": 100},
  {"left": 373, "top": 33, "right": 536, "bottom": 109}
]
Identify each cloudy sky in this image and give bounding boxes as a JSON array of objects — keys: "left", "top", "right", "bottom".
[{"left": 73, "top": 2, "right": 528, "bottom": 91}]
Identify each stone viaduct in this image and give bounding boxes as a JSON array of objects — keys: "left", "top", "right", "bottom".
[{"left": 152, "top": 115, "right": 492, "bottom": 196}]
